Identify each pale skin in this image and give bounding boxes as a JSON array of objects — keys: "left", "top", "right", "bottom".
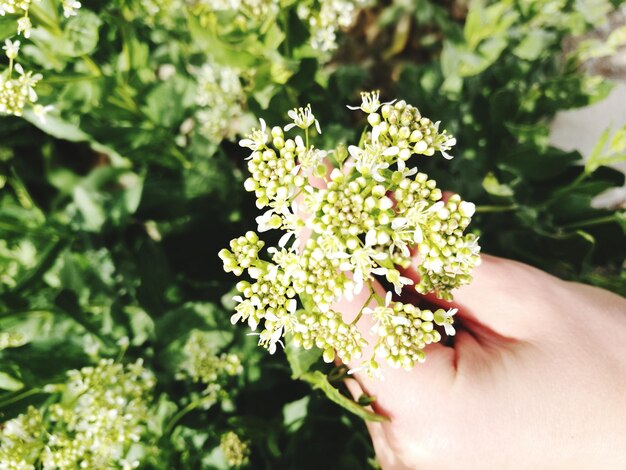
[{"left": 333, "top": 254, "right": 626, "bottom": 469}]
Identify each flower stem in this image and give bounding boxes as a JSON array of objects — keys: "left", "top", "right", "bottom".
[
  {"left": 164, "top": 397, "right": 215, "bottom": 435},
  {"left": 562, "top": 215, "right": 618, "bottom": 230},
  {"left": 0, "top": 388, "right": 45, "bottom": 409},
  {"left": 474, "top": 204, "right": 518, "bottom": 213},
  {"left": 351, "top": 288, "right": 375, "bottom": 325}
]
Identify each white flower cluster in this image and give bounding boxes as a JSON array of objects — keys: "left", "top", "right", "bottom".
[
  {"left": 0, "top": 0, "right": 36, "bottom": 38},
  {"left": 191, "top": 60, "right": 246, "bottom": 142},
  {"left": 177, "top": 330, "right": 243, "bottom": 401},
  {"left": 297, "top": 0, "right": 370, "bottom": 53},
  {"left": 0, "top": 39, "right": 43, "bottom": 118},
  {"left": 220, "top": 91, "right": 481, "bottom": 376},
  {"left": 61, "top": 0, "right": 81, "bottom": 17},
  {"left": 0, "top": 359, "right": 155, "bottom": 469},
  {"left": 0, "top": 0, "right": 80, "bottom": 38},
  {"left": 219, "top": 431, "right": 250, "bottom": 468},
  {"left": 187, "top": 0, "right": 366, "bottom": 53}
]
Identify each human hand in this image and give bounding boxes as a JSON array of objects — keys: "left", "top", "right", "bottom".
[{"left": 336, "top": 254, "right": 626, "bottom": 469}]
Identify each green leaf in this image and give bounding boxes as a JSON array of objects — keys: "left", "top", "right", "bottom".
[
  {"left": 60, "top": 10, "right": 102, "bottom": 57},
  {"left": 187, "top": 15, "right": 257, "bottom": 68},
  {"left": 285, "top": 334, "right": 322, "bottom": 379},
  {"left": 0, "top": 15, "right": 16, "bottom": 40},
  {"left": 482, "top": 172, "right": 514, "bottom": 197},
  {"left": 0, "top": 371, "right": 24, "bottom": 392},
  {"left": 513, "top": 30, "right": 556, "bottom": 61},
  {"left": 72, "top": 185, "right": 106, "bottom": 231},
  {"left": 154, "top": 303, "right": 225, "bottom": 347},
  {"left": 300, "top": 371, "right": 388, "bottom": 422},
  {"left": 500, "top": 147, "right": 580, "bottom": 181},
  {"left": 463, "top": 1, "right": 517, "bottom": 50},
  {"left": 21, "top": 110, "right": 90, "bottom": 141},
  {"left": 283, "top": 396, "right": 310, "bottom": 431},
  {"left": 585, "top": 126, "right": 626, "bottom": 174}
]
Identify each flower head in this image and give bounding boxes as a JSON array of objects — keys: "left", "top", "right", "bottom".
[
  {"left": 222, "top": 94, "right": 479, "bottom": 377},
  {"left": 3, "top": 39, "right": 19, "bottom": 60},
  {"left": 347, "top": 90, "right": 395, "bottom": 114},
  {"left": 284, "top": 104, "right": 321, "bottom": 134},
  {"left": 239, "top": 118, "right": 269, "bottom": 150}
]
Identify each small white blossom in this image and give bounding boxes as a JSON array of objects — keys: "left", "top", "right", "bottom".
[
  {"left": 284, "top": 104, "right": 321, "bottom": 134},
  {"left": 239, "top": 118, "right": 269, "bottom": 151},
  {"left": 3, "top": 39, "right": 20, "bottom": 60},
  {"left": 347, "top": 90, "right": 395, "bottom": 114},
  {"left": 61, "top": 0, "right": 81, "bottom": 17}
]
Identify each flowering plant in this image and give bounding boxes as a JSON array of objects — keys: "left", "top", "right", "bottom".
[
  {"left": 1, "top": 0, "right": 625, "bottom": 466},
  {"left": 221, "top": 92, "right": 481, "bottom": 376}
]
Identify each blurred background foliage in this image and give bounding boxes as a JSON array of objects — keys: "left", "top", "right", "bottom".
[{"left": 0, "top": 0, "right": 625, "bottom": 467}]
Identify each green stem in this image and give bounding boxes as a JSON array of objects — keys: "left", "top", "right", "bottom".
[
  {"left": 0, "top": 309, "right": 53, "bottom": 321},
  {"left": 474, "top": 204, "right": 518, "bottom": 213},
  {"left": 81, "top": 55, "right": 103, "bottom": 77},
  {"left": 0, "top": 388, "right": 45, "bottom": 409},
  {"left": 281, "top": 9, "right": 291, "bottom": 57},
  {"left": 29, "top": 3, "right": 62, "bottom": 35},
  {"left": 42, "top": 75, "right": 101, "bottom": 85},
  {"left": 0, "top": 221, "right": 58, "bottom": 238},
  {"left": 351, "top": 289, "right": 376, "bottom": 326},
  {"left": 561, "top": 215, "right": 618, "bottom": 230},
  {"left": 164, "top": 397, "right": 214, "bottom": 435}
]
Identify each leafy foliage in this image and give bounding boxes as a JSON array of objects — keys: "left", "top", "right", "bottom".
[{"left": 0, "top": 0, "right": 625, "bottom": 468}]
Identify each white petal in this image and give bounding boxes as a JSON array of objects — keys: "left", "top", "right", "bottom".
[
  {"left": 278, "top": 231, "right": 293, "bottom": 248},
  {"left": 392, "top": 217, "right": 407, "bottom": 230},
  {"left": 348, "top": 145, "right": 361, "bottom": 158},
  {"left": 441, "top": 150, "right": 454, "bottom": 160},
  {"left": 382, "top": 146, "right": 399, "bottom": 157},
  {"left": 446, "top": 308, "right": 458, "bottom": 318},
  {"left": 372, "top": 125, "right": 380, "bottom": 143},
  {"left": 373, "top": 171, "right": 386, "bottom": 183},
  {"left": 413, "top": 226, "right": 424, "bottom": 244}
]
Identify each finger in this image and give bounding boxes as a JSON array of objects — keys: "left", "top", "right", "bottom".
[
  {"left": 447, "top": 254, "right": 568, "bottom": 340},
  {"left": 343, "top": 377, "right": 418, "bottom": 469}
]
